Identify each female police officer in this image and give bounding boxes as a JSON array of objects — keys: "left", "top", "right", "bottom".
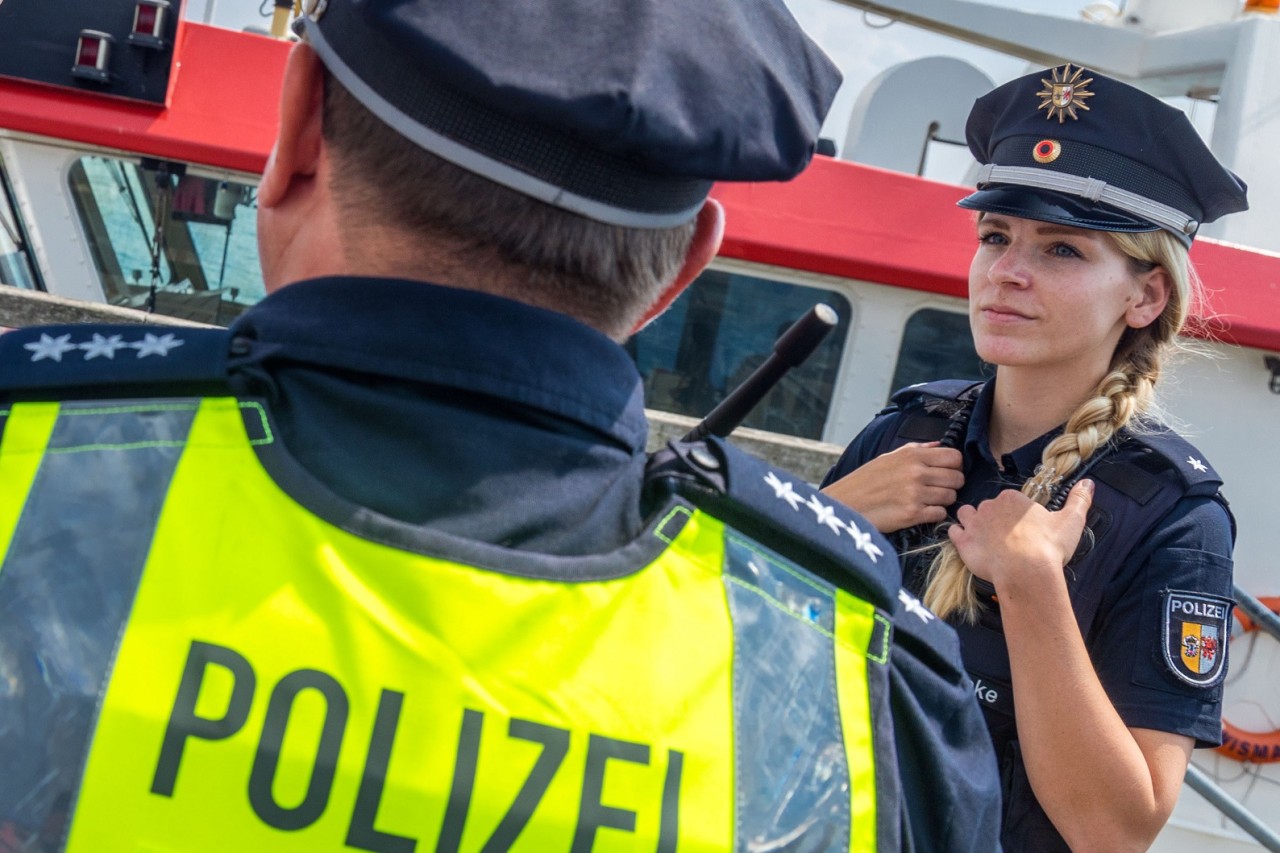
[{"left": 821, "top": 64, "right": 1247, "bottom": 851}]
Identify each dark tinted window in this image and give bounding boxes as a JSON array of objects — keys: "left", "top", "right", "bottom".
[
  {"left": 889, "top": 308, "right": 988, "bottom": 397},
  {"left": 630, "top": 269, "right": 852, "bottom": 440}
]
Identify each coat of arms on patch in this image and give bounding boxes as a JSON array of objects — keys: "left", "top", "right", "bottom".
[{"left": 1163, "top": 590, "right": 1233, "bottom": 687}]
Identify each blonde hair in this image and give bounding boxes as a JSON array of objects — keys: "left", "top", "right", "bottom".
[{"left": 923, "top": 227, "right": 1200, "bottom": 622}]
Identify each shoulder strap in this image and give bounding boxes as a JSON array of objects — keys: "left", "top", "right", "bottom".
[
  {"left": 887, "top": 379, "right": 984, "bottom": 410},
  {"left": 1059, "top": 427, "right": 1226, "bottom": 552},
  {"left": 645, "top": 438, "right": 899, "bottom": 612},
  {"left": 0, "top": 324, "right": 233, "bottom": 398},
  {"left": 1122, "top": 427, "right": 1225, "bottom": 495},
  {"left": 1110, "top": 427, "right": 1235, "bottom": 544},
  {"left": 880, "top": 379, "right": 984, "bottom": 452},
  {"left": 1082, "top": 427, "right": 1226, "bottom": 508}
]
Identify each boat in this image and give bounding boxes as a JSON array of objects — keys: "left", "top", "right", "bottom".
[{"left": 2, "top": 0, "right": 1279, "bottom": 848}]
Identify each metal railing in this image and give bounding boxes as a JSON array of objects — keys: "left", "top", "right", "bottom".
[
  {"left": 1185, "top": 763, "right": 1280, "bottom": 852},
  {"left": 1235, "top": 584, "right": 1280, "bottom": 643},
  {"left": 1178, "top": 584, "right": 1280, "bottom": 851}
]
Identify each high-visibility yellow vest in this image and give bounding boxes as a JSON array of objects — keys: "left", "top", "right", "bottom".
[{"left": 0, "top": 397, "right": 892, "bottom": 852}]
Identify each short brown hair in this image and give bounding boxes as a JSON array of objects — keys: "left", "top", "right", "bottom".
[{"left": 321, "top": 74, "right": 697, "bottom": 337}]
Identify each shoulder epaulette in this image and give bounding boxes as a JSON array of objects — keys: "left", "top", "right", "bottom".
[
  {"left": 879, "top": 379, "right": 983, "bottom": 446},
  {"left": 1073, "top": 427, "right": 1229, "bottom": 559},
  {"left": 0, "top": 324, "right": 233, "bottom": 395},
  {"left": 1095, "top": 427, "right": 1223, "bottom": 494},
  {"left": 888, "top": 379, "right": 984, "bottom": 409},
  {"left": 646, "top": 438, "right": 899, "bottom": 611}
]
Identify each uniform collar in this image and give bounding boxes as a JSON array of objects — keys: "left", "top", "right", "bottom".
[
  {"left": 229, "top": 276, "right": 649, "bottom": 450},
  {"left": 963, "top": 378, "right": 1062, "bottom": 478}
]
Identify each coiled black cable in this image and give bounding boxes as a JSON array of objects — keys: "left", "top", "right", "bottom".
[{"left": 896, "top": 395, "right": 977, "bottom": 555}]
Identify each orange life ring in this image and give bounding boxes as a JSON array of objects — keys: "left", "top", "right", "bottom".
[{"left": 1216, "top": 596, "right": 1280, "bottom": 763}]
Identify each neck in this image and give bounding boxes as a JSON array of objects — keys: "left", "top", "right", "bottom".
[
  {"left": 344, "top": 225, "right": 632, "bottom": 340},
  {"left": 988, "top": 366, "right": 1106, "bottom": 458}
]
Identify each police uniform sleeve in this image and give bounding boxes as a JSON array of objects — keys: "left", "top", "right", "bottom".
[{"left": 1085, "top": 495, "right": 1235, "bottom": 746}]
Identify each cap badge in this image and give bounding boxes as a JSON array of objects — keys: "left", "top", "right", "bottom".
[
  {"left": 1037, "top": 64, "right": 1094, "bottom": 123},
  {"left": 1032, "top": 139, "right": 1062, "bottom": 163}
]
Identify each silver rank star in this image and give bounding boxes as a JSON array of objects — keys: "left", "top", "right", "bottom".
[
  {"left": 131, "top": 332, "right": 185, "bottom": 358},
  {"left": 806, "top": 494, "right": 846, "bottom": 535},
  {"left": 845, "top": 519, "right": 884, "bottom": 563},
  {"left": 24, "top": 333, "right": 78, "bottom": 363},
  {"left": 80, "top": 333, "right": 129, "bottom": 360},
  {"left": 1186, "top": 457, "right": 1207, "bottom": 473},
  {"left": 899, "top": 589, "right": 935, "bottom": 623},
  {"left": 763, "top": 471, "right": 806, "bottom": 510},
  {"left": 762, "top": 472, "right": 882, "bottom": 563}
]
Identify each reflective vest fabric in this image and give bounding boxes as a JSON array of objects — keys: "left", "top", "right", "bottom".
[{"left": 0, "top": 397, "right": 890, "bottom": 852}]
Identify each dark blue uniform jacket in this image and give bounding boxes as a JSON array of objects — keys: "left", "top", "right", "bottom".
[
  {"left": 823, "top": 379, "right": 1235, "bottom": 852},
  {"left": 0, "top": 278, "right": 1003, "bottom": 850}
]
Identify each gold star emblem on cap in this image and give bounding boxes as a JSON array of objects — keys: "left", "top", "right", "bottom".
[{"left": 1037, "top": 64, "right": 1094, "bottom": 123}]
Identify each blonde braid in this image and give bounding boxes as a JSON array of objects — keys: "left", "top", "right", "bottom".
[
  {"left": 920, "top": 227, "right": 1191, "bottom": 623},
  {"left": 921, "top": 368, "right": 1151, "bottom": 621}
]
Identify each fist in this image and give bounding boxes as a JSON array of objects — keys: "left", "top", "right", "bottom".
[{"left": 822, "top": 442, "right": 964, "bottom": 533}]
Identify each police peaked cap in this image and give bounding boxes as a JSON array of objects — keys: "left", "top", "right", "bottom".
[
  {"left": 294, "top": 0, "right": 842, "bottom": 228},
  {"left": 958, "top": 64, "right": 1248, "bottom": 245}
]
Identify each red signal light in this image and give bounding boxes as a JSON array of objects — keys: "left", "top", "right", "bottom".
[
  {"left": 129, "top": 0, "right": 171, "bottom": 49},
  {"left": 72, "top": 30, "right": 114, "bottom": 83}
]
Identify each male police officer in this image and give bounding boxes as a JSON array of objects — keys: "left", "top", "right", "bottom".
[{"left": 0, "top": 0, "right": 1000, "bottom": 849}]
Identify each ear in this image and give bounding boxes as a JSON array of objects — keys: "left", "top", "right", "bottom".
[
  {"left": 1125, "top": 265, "right": 1173, "bottom": 330},
  {"left": 258, "top": 42, "right": 327, "bottom": 210},
  {"left": 630, "top": 198, "right": 725, "bottom": 334}
]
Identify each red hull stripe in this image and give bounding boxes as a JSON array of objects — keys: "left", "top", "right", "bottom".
[
  {"left": 712, "top": 156, "right": 1280, "bottom": 353},
  {"left": 2, "top": 29, "right": 1277, "bottom": 354},
  {"left": 0, "top": 22, "right": 285, "bottom": 175}
]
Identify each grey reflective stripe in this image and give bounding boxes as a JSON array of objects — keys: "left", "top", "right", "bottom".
[
  {"left": 724, "top": 533, "right": 852, "bottom": 852},
  {"left": 975, "top": 163, "right": 1198, "bottom": 235},
  {"left": 0, "top": 401, "right": 197, "bottom": 849}
]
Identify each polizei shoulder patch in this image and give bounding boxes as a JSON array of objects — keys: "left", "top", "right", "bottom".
[{"left": 1163, "top": 590, "right": 1233, "bottom": 687}]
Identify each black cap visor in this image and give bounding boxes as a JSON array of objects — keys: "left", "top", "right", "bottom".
[{"left": 957, "top": 185, "right": 1175, "bottom": 243}]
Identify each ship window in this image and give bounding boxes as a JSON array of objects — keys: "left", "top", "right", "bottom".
[
  {"left": 890, "top": 308, "right": 988, "bottom": 398},
  {"left": 0, "top": 155, "right": 38, "bottom": 290},
  {"left": 629, "top": 268, "right": 852, "bottom": 441},
  {"left": 67, "top": 155, "right": 265, "bottom": 325}
]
